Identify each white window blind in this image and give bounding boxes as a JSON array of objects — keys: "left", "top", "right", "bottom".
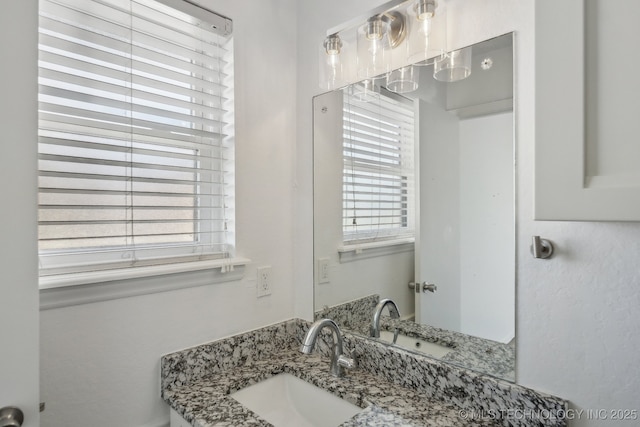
[
  {"left": 38, "top": 0, "right": 234, "bottom": 276},
  {"left": 342, "top": 86, "right": 415, "bottom": 244}
]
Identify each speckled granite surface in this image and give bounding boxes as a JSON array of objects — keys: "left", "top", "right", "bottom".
[
  {"left": 316, "top": 295, "right": 515, "bottom": 381},
  {"left": 163, "top": 351, "right": 499, "bottom": 427},
  {"left": 315, "top": 294, "right": 379, "bottom": 331},
  {"left": 161, "top": 319, "right": 566, "bottom": 427}
]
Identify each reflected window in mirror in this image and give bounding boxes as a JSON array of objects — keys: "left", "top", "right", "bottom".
[{"left": 342, "top": 85, "right": 416, "bottom": 246}]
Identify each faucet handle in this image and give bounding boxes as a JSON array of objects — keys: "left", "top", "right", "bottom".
[{"left": 337, "top": 354, "right": 357, "bottom": 370}]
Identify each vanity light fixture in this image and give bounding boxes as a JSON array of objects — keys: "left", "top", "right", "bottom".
[
  {"left": 319, "top": 0, "right": 468, "bottom": 90},
  {"left": 381, "top": 11, "right": 407, "bottom": 49}
]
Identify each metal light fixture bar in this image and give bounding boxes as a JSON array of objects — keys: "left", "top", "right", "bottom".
[{"left": 325, "top": 0, "right": 408, "bottom": 36}]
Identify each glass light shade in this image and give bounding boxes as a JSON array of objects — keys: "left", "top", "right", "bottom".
[
  {"left": 386, "top": 65, "right": 419, "bottom": 93},
  {"left": 319, "top": 33, "right": 354, "bottom": 90},
  {"left": 406, "top": 0, "right": 447, "bottom": 66},
  {"left": 319, "top": 47, "right": 344, "bottom": 90},
  {"left": 434, "top": 46, "right": 472, "bottom": 82},
  {"left": 349, "top": 79, "right": 380, "bottom": 103},
  {"left": 357, "top": 16, "right": 391, "bottom": 79}
]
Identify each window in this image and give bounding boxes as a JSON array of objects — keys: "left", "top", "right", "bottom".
[
  {"left": 38, "top": 0, "right": 234, "bottom": 277},
  {"left": 342, "top": 85, "right": 415, "bottom": 245}
]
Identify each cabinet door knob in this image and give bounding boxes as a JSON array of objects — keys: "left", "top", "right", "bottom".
[{"left": 0, "top": 407, "right": 24, "bottom": 427}]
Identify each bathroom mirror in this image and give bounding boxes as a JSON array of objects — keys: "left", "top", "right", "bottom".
[{"left": 313, "top": 33, "right": 515, "bottom": 381}]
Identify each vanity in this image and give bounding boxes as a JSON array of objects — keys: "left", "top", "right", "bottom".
[{"left": 161, "top": 319, "right": 566, "bottom": 427}]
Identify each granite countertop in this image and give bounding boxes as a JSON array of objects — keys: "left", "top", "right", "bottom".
[
  {"left": 376, "top": 318, "right": 515, "bottom": 381},
  {"left": 162, "top": 348, "right": 498, "bottom": 427},
  {"left": 316, "top": 295, "right": 515, "bottom": 381},
  {"left": 161, "top": 319, "right": 566, "bottom": 427}
]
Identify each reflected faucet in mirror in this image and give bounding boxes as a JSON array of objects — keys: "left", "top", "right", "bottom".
[{"left": 370, "top": 298, "right": 400, "bottom": 342}]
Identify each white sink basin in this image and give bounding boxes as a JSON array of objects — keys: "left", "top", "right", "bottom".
[
  {"left": 379, "top": 330, "right": 453, "bottom": 359},
  {"left": 230, "top": 373, "right": 362, "bottom": 427}
]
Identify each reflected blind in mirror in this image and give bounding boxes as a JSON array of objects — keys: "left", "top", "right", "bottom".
[
  {"left": 37, "top": 0, "right": 234, "bottom": 275},
  {"left": 342, "top": 86, "right": 415, "bottom": 244}
]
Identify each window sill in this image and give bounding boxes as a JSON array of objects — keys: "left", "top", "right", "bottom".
[
  {"left": 39, "top": 257, "right": 250, "bottom": 310},
  {"left": 338, "top": 238, "right": 414, "bottom": 263}
]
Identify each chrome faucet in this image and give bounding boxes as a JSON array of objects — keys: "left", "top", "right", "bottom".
[
  {"left": 300, "top": 318, "right": 356, "bottom": 377},
  {"left": 370, "top": 298, "right": 400, "bottom": 340}
]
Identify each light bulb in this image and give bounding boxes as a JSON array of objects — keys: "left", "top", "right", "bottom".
[
  {"left": 418, "top": 16, "right": 432, "bottom": 36},
  {"left": 365, "top": 18, "right": 383, "bottom": 41},
  {"left": 322, "top": 34, "right": 343, "bottom": 89},
  {"left": 415, "top": 0, "right": 435, "bottom": 20},
  {"left": 324, "top": 34, "right": 342, "bottom": 56},
  {"left": 326, "top": 51, "right": 339, "bottom": 67}
]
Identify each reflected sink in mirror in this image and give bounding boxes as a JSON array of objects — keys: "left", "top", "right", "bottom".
[
  {"left": 230, "top": 373, "right": 363, "bottom": 427},
  {"left": 379, "top": 330, "right": 453, "bottom": 359}
]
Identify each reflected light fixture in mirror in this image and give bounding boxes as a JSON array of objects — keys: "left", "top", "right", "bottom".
[
  {"left": 350, "top": 79, "right": 380, "bottom": 102},
  {"left": 386, "top": 65, "right": 419, "bottom": 93},
  {"left": 434, "top": 46, "right": 472, "bottom": 82}
]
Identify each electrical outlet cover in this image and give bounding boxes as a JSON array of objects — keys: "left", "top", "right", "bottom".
[
  {"left": 318, "top": 258, "right": 330, "bottom": 284},
  {"left": 256, "top": 266, "right": 272, "bottom": 297}
]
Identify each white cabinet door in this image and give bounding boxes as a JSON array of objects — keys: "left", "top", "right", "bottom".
[
  {"left": 535, "top": 0, "right": 640, "bottom": 221},
  {"left": 0, "top": 2, "right": 40, "bottom": 426}
]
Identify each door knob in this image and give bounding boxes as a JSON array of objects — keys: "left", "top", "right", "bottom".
[
  {"left": 531, "top": 235, "right": 554, "bottom": 259},
  {"left": 0, "top": 407, "right": 24, "bottom": 427},
  {"left": 408, "top": 282, "right": 438, "bottom": 293},
  {"left": 422, "top": 283, "right": 437, "bottom": 293}
]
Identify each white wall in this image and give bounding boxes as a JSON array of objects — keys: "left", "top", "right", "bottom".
[
  {"left": 297, "top": 0, "right": 640, "bottom": 426},
  {"left": 39, "top": 1, "right": 298, "bottom": 426}
]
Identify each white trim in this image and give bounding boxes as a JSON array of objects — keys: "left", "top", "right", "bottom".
[
  {"left": 40, "top": 257, "right": 250, "bottom": 289},
  {"left": 39, "top": 257, "right": 249, "bottom": 310},
  {"left": 338, "top": 238, "right": 414, "bottom": 263}
]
